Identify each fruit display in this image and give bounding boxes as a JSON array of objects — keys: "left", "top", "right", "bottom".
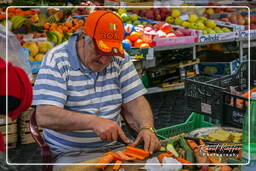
[{"left": 22, "top": 40, "right": 53, "bottom": 62}]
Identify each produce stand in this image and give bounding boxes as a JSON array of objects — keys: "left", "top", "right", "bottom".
[{"left": 1, "top": 0, "right": 256, "bottom": 170}]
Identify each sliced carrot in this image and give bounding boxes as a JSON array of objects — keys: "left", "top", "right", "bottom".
[
  {"left": 157, "top": 153, "right": 173, "bottom": 163},
  {"left": 123, "top": 151, "right": 145, "bottom": 160},
  {"left": 96, "top": 152, "right": 115, "bottom": 169},
  {"left": 186, "top": 140, "right": 199, "bottom": 152},
  {"left": 115, "top": 151, "right": 136, "bottom": 161},
  {"left": 175, "top": 157, "right": 192, "bottom": 165},
  {"left": 125, "top": 146, "right": 150, "bottom": 158},
  {"left": 113, "top": 160, "right": 122, "bottom": 170}
]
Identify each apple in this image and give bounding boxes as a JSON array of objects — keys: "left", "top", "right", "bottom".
[
  {"left": 175, "top": 30, "right": 184, "bottom": 37},
  {"left": 160, "top": 23, "right": 173, "bottom": 34},
  {"left": 144, "top": 26, "right": 153, "bottom": 32},
  {"left": 166, "top": 33, "right": 176, "bottom": 38},
  {"left": 155, "top": 14, "right": 162, "bottom": 21},
  {"left": 156, "top": 30, "right": 166, "bottom": 38}
]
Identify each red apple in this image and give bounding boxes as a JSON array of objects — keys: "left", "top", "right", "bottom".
[
  {"left": 160, "top": 23, "right": 173, "bottom": 34},
  {"left": 144, "top": 26, "right": 153, "bottom": 32},
  {"left": 156, "top": 30, "right": 166, "bottom": 38},
  {"left": 175, "top": 30, "right": 184, "bottom": 37},
  {"left": 166, "top": 32, "right": 176, "bottom": 38}
]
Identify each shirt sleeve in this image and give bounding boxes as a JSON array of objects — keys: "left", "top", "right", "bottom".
[
  {"left": 119, "top": 56, "right": 147, "bottom": 103},
  {"left": 32, "top": 54, "right": 67, "bottom": 108}
]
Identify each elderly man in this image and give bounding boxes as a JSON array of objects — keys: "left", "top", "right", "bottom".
[{"left": 33, "top": 10, "right": 160, "bottom": 165}]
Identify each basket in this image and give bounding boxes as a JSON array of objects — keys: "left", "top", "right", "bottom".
[
  {"left": 156, "top": 112, "right": 220, "bottom": 140},
  {"left": 184, "top": 60, "right": 256, "bottom": 128}
]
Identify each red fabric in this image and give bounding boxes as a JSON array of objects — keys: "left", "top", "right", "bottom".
[
  {"left": 0, "top": 132, "right": 5, "bottom": 152},
  {"left": 0, "top": 58, "right": 33, "bottom": 120}
]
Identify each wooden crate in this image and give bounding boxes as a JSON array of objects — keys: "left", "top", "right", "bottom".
[
  {"left": 20, "top": 107, "right": 34, "bottom": 122},
  {"left": 0, "top": 124, "right": 17, "bottom": 135},
  {"left": 0, "top": 115, "right": 16, "bottom": 125},
  {"left": 3, "top": 134, "right": 17, "bottom": 149},
  {"left": 20, "top": 131, "right": 42, "bottom": 144}
]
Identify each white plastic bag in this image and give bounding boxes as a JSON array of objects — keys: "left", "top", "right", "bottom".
[{"left": 0, "top": 24, "right": 32, "bottom": 80}]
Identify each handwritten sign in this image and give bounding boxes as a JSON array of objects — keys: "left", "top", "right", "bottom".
[
  {"left": 198, "top": 32, "right": 237, "bottom": 43},
  {"left": 239, "top": 30, "right": 256, "bottom": 39}
]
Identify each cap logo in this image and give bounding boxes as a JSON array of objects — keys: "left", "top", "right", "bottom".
[
  {"left": 110, "top": 23, "right": 118, "bottom": 30},
  {"left": 98, "top": 40, "right": 111, "bottom": 51},
  {"left": 100, "top": 32, "right": 121, "bottom": 40},
  {"left": 113, "top": 48, "right": 118, "bottom": 53}
]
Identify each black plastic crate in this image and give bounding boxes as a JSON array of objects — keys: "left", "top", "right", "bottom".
[{"left": 185, "top": 60, "right": 255, "bottom": 128}]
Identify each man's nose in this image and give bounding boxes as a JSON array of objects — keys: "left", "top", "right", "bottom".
[{"left": 99, "top": 56, "right": 112, "bottom": 64}]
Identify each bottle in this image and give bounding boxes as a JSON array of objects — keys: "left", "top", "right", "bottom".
[{"left": 242, "top": 92, "right": 256, "bottom": 171}]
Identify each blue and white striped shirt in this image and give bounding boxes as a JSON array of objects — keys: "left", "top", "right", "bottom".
[{"left": 32, "top": 34, "right": 147, "bottom": 152}]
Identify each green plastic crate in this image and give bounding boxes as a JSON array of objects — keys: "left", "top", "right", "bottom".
[{"left": 156, "top": 112, "right": 221, "bottom": 140}]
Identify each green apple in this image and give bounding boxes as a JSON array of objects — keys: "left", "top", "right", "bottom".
[
  {"left": 133, "top": 20, "right": 141, "bottom": 26},
  {"left": 121, "top": 13, "right": 130, "bottom": 22},
  {"left": 130, "top": 14, "right": 138, "bottom": 22},
  {"left": 118, "top": 8, "right": 127, "bottom": 15},
  {"left": 188, "top": 14, "right": 198, "bottom": 23}
]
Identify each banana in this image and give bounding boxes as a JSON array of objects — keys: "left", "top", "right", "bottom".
[
  {"left": 52, "top": 31, "right": 63, "bottom": 45},
  {"left": 64, "top": 32, "right": 72, "bottom": 40},
  {"left": 11, "top": 16, "right": 26, "bottom": 30},
  {"left": 47, "top": 32, "right": 58, "bottom": 44}
]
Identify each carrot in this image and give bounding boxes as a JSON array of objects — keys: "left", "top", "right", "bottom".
[
  {"left": 96, "top": 152, "right": 115, "bottom": 169},
  {"left": 113, "top": 160, "right": 122, "bottom": 170},
  {"left": 157, "top": 153, "right": 173, "bottom": 163},
  {"left": 115, "top": 151, "right": 136, "bottom": 161},
  {"left": 125, "top": 146, "right": 150, "bottom": 158},
  {"left": 175, "top": 157, "right": 192, "bottom": 166},
  {"left": 123, "top": 151, "right": 146, "bottom": 160},
  {"left": 167, "top": 151, "right": 192, "bottom": 166},
  {"left": 186, "top": 140, "right": 199, "bottom": 152}
]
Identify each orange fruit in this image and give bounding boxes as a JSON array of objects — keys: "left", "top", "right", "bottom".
[
  {"left": 129, "top": 31, "right": 140, "bottom": 42},
  {"left": 134, "top": 39, "right": 144, "bottom": 47},
  {"left": 140, "top": 43, "right": 150, "bottom": 48}
]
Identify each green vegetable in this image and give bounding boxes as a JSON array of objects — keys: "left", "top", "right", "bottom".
[
  {"left": 166, "top": 144, "right": 179, "bottom": 157},
  {"left": 178, "top": 135, "right": 195, "bottom": 169}
]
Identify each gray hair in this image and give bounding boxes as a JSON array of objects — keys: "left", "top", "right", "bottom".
[{"left": 83, "top": 34, "right": 93, "bottom": 44}]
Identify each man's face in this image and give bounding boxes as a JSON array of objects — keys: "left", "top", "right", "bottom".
[{"left": 83, "top": 41, "right": 113, "bottom": 72}]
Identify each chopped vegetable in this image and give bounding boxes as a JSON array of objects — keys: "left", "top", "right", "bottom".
[
  {"left": 178, "top": 136, "right": 195, "bottom": 163},
  {"left": 166, "top": 144, "right": 179, "bottom": 157},
  {"left": 157, "top": 153, "right": 173, "bottom": 163},
  {"left": 125, "top": 146, "right": 150, "bottom": 159},
  {"left": 115, "top": 151, "right": 135, "bottom": 161},
  {"left": 187, "top": 140, "right": 199, "bottom": 152},
  {"left": 113, "top": 160, "right": 122, "bottom": 170},
  {"left": 96, "top": 152, "right": 115, "bottom": 169},
  {"left": 123, "top": 151, "right": 146, "bottom": 160}
]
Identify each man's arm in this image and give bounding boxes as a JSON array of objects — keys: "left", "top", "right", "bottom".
[
  {"left": 122, "top": 96, "right": 160, "bottom": 154},
  {"left": 36, "top": 105, "right": 129, "bottom": 143},
  {"left": 122, "top": 96, "right": 153, "bottom": 129},
  {"left": 36, "top": 105, "right": 97, "bottom": 131}
]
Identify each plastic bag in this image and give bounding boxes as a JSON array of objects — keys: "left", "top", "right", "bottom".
[{"left": 0, "top": 24, "right": 32, "bottom": 81}]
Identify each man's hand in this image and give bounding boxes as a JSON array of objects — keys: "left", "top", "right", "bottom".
[
  {"left": 131, "top": 129, "right": 161, "bottom": 154},
  {"left": 90, "top": 117, "right": 130, "bottom": 144}
]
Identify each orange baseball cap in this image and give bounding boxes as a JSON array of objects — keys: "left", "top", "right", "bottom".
[{"left": 84, "top": 10, "right": 125, "bottom": 57}]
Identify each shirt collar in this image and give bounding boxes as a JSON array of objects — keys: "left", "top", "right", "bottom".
[{"left": 67, "top": 33, "right": 81, "bottom": 71}]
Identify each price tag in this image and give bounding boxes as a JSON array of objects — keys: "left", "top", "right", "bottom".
[
  {"left": 146, "top": 47, "right": 154, "bottom": 60},
  {"left": 180, "top": 14, "right": 189, "bottom": 21}
]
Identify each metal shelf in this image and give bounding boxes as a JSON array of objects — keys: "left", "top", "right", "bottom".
[
  {"left": 154, "top": 44, "right": 195, "bottom": 51},
  {"left": 146, "top": 84, "right": 185, "bottom": 95}
]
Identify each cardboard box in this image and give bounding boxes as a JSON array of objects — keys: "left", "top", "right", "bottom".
[{"left": 199, "top": 59, "right": 239, "bottom": 76}]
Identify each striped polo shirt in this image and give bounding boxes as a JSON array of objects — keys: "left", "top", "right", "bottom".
[{"left": 32, "top": 33, "right": 147, "bottom": 152}]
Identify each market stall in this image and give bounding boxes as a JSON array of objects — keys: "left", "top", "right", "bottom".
[{"left": 1, "top": 0, "right": 256, "bottom": 171}]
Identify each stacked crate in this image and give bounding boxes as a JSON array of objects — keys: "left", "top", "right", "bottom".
[
  {"left": 18, "top": 108, "right": 42, "bottom": 144},
  {"left": 0, "top": 115, "right": 17, "bottom": 149}
]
